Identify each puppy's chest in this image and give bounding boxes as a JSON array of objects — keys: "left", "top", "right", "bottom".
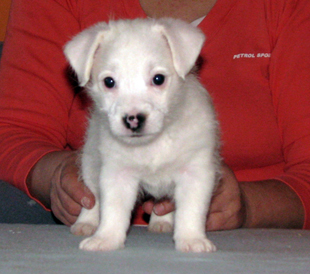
[
  {"left": 136, "top": 153, "right": 180, "bottom": 198},
  {"left": 116, "top": 138, "right": 186, "bottom": 191},
  {"left": 136, "top": 141, "right": 177, "bottom": 167}
]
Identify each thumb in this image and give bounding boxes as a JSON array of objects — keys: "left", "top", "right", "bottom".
[
  {"left": 153, "top": 200, "right": 175, "bottom": 216},
  {"left": 81, "top": 185, "right": 96, "bottom": 209}
]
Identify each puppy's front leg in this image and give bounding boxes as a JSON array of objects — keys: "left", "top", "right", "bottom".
[
  {"left": 79, "top": 168, "right": 139, "bottom": 252},
  {"left": 173, "top": 164, "right": 217, "bottom": 253}
]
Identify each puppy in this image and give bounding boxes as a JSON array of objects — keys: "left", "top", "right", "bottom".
[{"left": 64, "top": 18, "right": 220, "bottom": 253}]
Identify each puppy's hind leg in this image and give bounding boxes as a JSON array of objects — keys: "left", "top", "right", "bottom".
[
  {"left": 71, "top": 203, "right": 100, "bottom": 236},
  {"left": 71, "top": 151, "right": 101, "bottom": 237},
  {"left": 148, "top": 211, "right": 174, "bottom": 233}
]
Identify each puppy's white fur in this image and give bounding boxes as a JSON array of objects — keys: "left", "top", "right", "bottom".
[{"left": 64, "top": 18, "right": 220, "bottom": 253}]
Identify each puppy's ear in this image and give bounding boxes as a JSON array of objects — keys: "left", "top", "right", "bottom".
[
  {"left": 154, "top": 18, "right": 205, "bottom": 79},
  {"left": 64, "top": 23, "right": 109, "bottom": 86}
]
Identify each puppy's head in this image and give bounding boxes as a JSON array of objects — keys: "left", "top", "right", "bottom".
[{"left": 64, "top": 18, "right": 205, "bottom": 144}]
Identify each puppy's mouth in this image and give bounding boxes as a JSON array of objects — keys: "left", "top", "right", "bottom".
[
  {"left": 116, "top": 131, "right": 159, "bottom": 144},
  {"left": 130, "top": 133, "right": 145, "bottom": 138},
  {"left": 125, "top": 132, "right": 156, "bottom": 139},
  {"left": 117, "top": 132, "right": 147, "bottom": 138}
]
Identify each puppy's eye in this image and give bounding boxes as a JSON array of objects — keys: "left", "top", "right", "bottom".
[
  {"left": 104, "top": 77, "right": 115, "bottom": 88},
  {"left": 152, "top": 74, "right": 165, "bottom": 86}
]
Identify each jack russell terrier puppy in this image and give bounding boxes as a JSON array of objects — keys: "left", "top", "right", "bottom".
[{"left": 64, "top": 18, "right": 220, "bottom": 253}]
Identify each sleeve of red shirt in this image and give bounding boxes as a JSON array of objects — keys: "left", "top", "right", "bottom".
[
  {"left": 0, "top": 0, "right": 82, "bottom": 201},
  {"left": 268, "top": 0, "right": 310, "bottom": 229}
]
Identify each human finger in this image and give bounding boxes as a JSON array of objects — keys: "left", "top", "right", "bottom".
[
  {"left": 153, "top": 200, "right": 175, "bottom": 216},
  {"left": 142, "top": 199, "right": 155, "bottom": 215},
  {"left": 50, "top": 185, "right": 79, "bottom": 226},
  {"left": 59, "top": 163, "right": 96, "bottom": 210},
  {"left": 53, "top": 178, "right": 82, "bottom": 217}
]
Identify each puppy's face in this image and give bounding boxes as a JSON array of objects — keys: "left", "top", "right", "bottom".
[
  {"left": 89, "top": 27, "right": 181, "bottom": 144},
  {"left": 65, "top": 19, "right": 205, "bottom": 145}
]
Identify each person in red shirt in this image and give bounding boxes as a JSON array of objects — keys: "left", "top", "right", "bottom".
[{"left": 0, "top": 0, "right": 309, "bottom": 229}]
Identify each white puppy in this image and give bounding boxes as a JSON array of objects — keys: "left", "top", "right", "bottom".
[{"left": 64, "top": 18, "right": 220, "bottom": 253}]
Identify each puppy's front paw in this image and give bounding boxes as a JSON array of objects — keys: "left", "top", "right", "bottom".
[
  {"left": 79, "top": 236, "right": 125, "bottom": 252},
  {"left": 175, "top": 237, "right": 216, "bottom": 253},
  {"left": 71, "top": 223, "right": 97, "bottom": 236},
  {"left": 148, "top": 221, "right": 173, "bottom": 233}
]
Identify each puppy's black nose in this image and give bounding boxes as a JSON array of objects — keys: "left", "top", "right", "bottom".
[{"left": 123, "top": 113, "right": 146, "bottom": 132}]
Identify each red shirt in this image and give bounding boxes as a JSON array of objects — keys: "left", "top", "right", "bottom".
[{"left": 0, "top": 0, "right": 310, "bottom": 228}]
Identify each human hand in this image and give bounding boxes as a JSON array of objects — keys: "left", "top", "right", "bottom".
[
  {"left": 27, "top": 151, "right": 96, "bottom": 226},
  {"left": 49, "top": 152, "right": 96, "bottom": 226},
  {"left": 205, "top": 163, "right": 245, "bottom": 230},
  {"left": 142, "top": 163, "right": 245, "bottom": 231}
]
